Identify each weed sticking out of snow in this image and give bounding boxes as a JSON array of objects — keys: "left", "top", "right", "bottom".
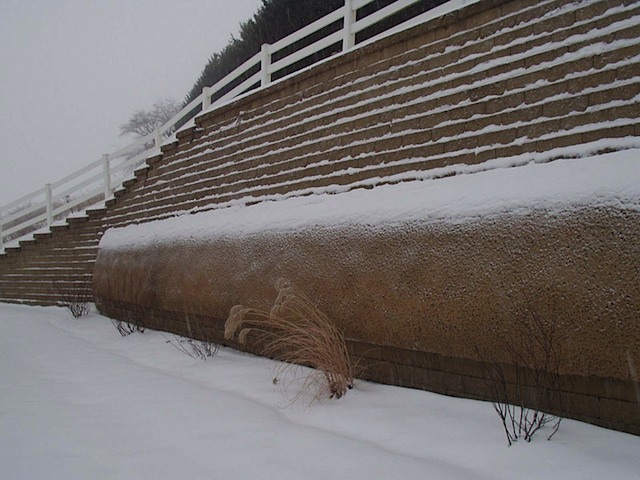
[
  {"left": 163, "top": 314, "right": 219, "bottom": 360},
  {"left": 53, "top": 279, "right": 92, "bottom": 319},
  {"left": 163, "top": 334, "right": 218, "bottom": 360},
  {"left": 110, "top": 316, "right": 145, "bottom": 337}
]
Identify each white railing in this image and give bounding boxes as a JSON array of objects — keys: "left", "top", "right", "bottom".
[{"left": 0, "top": 0, "right": 473, "bottom": 249}]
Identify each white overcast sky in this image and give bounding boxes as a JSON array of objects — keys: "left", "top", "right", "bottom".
[{"left": 0, "top": 0, "right": 263, "bottom": 207}]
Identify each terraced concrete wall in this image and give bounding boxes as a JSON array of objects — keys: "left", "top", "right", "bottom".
[
  {"left": 94, "top": 203, "right": 640, "bottom": 434},
  {"left": 1, "top": 0, "right": 639, "bottom": 433}
]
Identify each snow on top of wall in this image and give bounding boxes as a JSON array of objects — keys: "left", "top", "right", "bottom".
[{"left": 100, "top": 148, "right": 640, "bottom": 251}]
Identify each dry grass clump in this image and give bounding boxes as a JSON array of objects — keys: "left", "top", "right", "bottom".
[{"left": 225, "top": 280, "right": 354, "bottom": 403}]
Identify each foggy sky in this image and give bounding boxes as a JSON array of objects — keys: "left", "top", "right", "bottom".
[{"left": 0, "top": 0, "right": 263, "bottom": 206}]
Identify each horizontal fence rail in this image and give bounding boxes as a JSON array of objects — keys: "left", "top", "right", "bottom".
[{"left": 0, "top": 0, "right": 479, "bottom": 249}]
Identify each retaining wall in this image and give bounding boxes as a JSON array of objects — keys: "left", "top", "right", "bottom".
[{"left": 1, "top": 0, "right": 639, "bottom": 433}]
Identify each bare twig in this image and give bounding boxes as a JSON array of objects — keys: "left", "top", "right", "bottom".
[
  {"left": 164, "top": 315, "right": 218, "bottom": 360},
  {"left": 476, "top": 304, "right": 564, "bottom": 445},
  {"left": 54, "top": 279, "right": 92, "bottom": 318}
]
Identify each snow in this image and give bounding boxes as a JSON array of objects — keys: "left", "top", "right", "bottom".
[
  {"left": 100, "top": 148, "right": 640, "bottom": 251},
  {"left": 1, "top": 303, "right": 638, "bottom": 479}
]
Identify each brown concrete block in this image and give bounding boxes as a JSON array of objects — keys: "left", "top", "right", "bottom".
[
  {"left": 575, "top": 0, "right": 611, "bottom": 22},
  {"left": 384, "top": 347, "right": 422, "bottom": 367},
  {"left": 603, "top": 104, "right": 640, "bottom": 123},
  {"left": 592, "top": 44, "right": 639, "bottom": 70},
  {"left": 469, "top": 81, "right": 507, "bottom": 102},
  {"left": 616, "top": 63, "right": 640, "bottom": 82},
  {"left": 473, "top": 148, "right": 497, "bottom": 163},
  {"left": 518, "top": 119, "right": 560, "bottom": 140},
  {"left": 501, "top": 105, "right": 544, "bottom": 126},
  {"left": 603, "top": 377, "right": 639, "bottom": 404},
  {"left": 524, "top": 82, "right": 569, "bottom": 105},
  {"left": 624, "top": 423, "right": 640, "bottom": 435},
  {"left": 569, "top": 71, "right": 617, "bottom": 95},
  {"left": 464, "top": 116, "right": 496, "bottom": 136},
  {"left": 486, "top": 92, "right": 524, "bottom": 115},
  {"left": 534, "top": 132, "right": 583, "bottom": 152},
  {"left": 542, "top": 96, "right": 590, "bottom": 118},
  {"left": 490, "top": 26, "right": 533, "bottom": 50},
  {"left": 481, "top": 128, "right": 517, "bottom": 147},
  {"left": 463, "top": 4, "right": 503, "bottom": 31},
  {"left": 348, "top": 340, "right": 385, "bottom": 361},
  {"left": 614, "top": 22, "right": 640, "bottom": 42},
  {"left": 505, "top": 0, "right": 547, "bottom": 23},
  {"left": 561, "top": 392, "right": 601, "bottom": 419},
  {"left": 412, "top": 110, "right": 451, "bottom": 131},
  {"left": 524, "top": 46, "right": 567, "bottom": 70},
  {"left": 429, "top": 370, "right": 466, "bottom": 396},
  {"left": 394, "top": 364, "right": 432, "bottom": 390},
  {"left": 534, "top": 10, "right": 576, "bottom": 36},
  {"left": 406, "top": 350, "right": 442, "bottom": 372},
  {"left": 438, "top": 120, "right": 469, "bottom": 139},
  {"left": 461, "top": 375, "right": 494, "bottom": 400},
  {"left": 581, "top": 124, "right": 635, "bottom": 143},
  {"left": 364, "top": 361, "right": 397, "bottom": 386},
  {"left": 436, "top": 355, "right": 481, "bottom": 378},
  {"left": 599, "top": 398, "right": 640, "bottom": 424},
  {"left": 590, "top": 83, "right": 640, "bottom": 105},
  {"left": 443, "top": 135, "right": 477, "bottom": 153}
]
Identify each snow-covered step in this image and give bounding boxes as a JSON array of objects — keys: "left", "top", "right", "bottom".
[
  {"left": 105, "top": 0, "right": 640, "bottom": 223},
  {"left": 153, "top": 0, "right": 635, "bottom": 177},
  {"left": 142, "top": 0, "right": 564, "bottom": 179},
  {"left": 104, "top": 79, "right": 640, "bottom": 226}
]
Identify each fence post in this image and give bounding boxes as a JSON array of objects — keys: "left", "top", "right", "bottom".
[
  {"left": 154, "top": 128, "right": 162, "bottom": 148},
  {"left": 102, "top": 154, "right": 111, "bottom": 200},
  {"left": 202, "top": 86, "right": 211, "bottom": 111},
  {"left": 45, "top": 183, "right": 53, "bottom": 227},
  {"left": 260, "top": 43, "right": 271, "bottom": 87},
  {"left": 0, "top": 217, "right": 3, "bottom": 248},
  {"left": 343, "top": 0, "right": 356, "bottom": 51}
]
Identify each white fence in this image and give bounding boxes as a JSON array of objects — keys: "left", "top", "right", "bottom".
[{"left": 0, "top": 0, "right": 474, "bottom": 249}]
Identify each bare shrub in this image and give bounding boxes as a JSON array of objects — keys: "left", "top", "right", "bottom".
[
  {"left": 165, "top": 335, "right": 218, "bottom": 360},
  {"left": 54, "top": 279, "right": 92, "bottom": 318},
  {"left": 164, "top": 314, "right": 218, "bottom": 360},
  {"left": 110, "top": 314, "right": 145, "bottom": 337},
  {"left": 225, "top": 280, "right": 354, "bottom": 403},
  {"left": 477, "top": 307, "right": 564, "bottom": 445},
  {"left": 93, "top": 266, "right": 150, "bottom": 336}
]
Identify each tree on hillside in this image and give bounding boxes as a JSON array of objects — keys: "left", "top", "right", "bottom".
[{"left": 120, "top": 97, "right": 180, "bottom": 139}]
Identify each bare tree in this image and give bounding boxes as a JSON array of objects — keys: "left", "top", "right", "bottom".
[{"left": 119, "top": 97, "right": 180, "bottom": 138}]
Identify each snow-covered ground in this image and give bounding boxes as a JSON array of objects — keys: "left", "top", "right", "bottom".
[{"left": 1, "top": 303, "right": 638, "bottom": 480}]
